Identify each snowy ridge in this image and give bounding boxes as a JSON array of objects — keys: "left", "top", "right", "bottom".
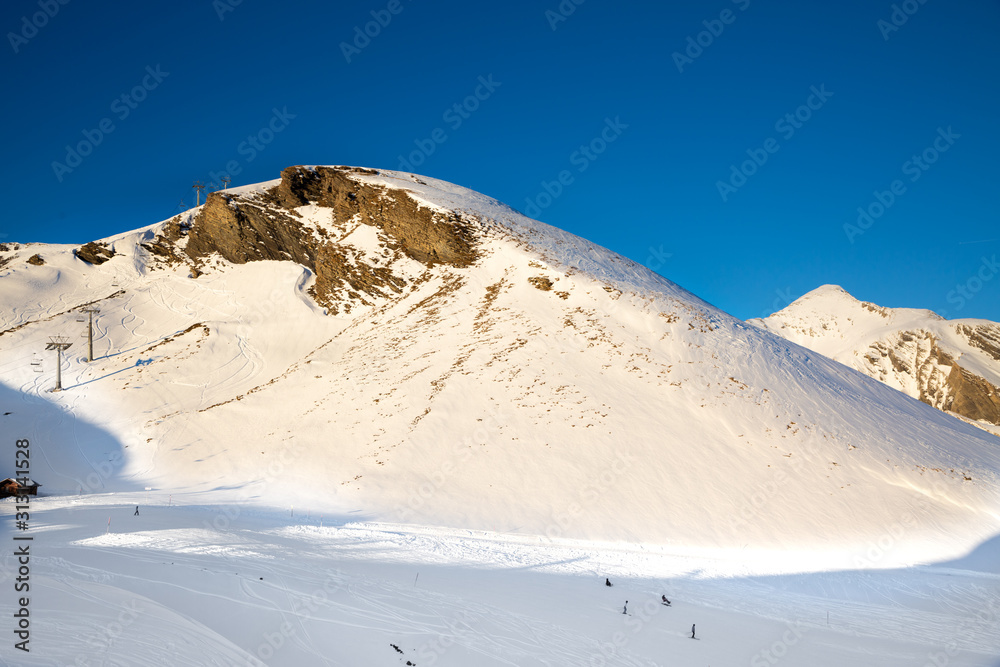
[
  {"left": 2, "top": 170, "right": 999, "bottom": 562},
  {"left": 351, "top": 168, "right": 721, "bottom": 316},
  {"left": 750, "top": 284, "right": 1000, "bottom": 432},
  {"left": 2, "top": 167, "right": 1000, "bottom": 666}
]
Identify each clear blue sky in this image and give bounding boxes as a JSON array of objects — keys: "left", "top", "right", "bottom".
[{"left": 2, "top": 0, "right": 998, "bottom": 322}]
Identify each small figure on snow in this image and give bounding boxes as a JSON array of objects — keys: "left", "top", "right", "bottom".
[
  {"left": 661, "top": 595, "right": 671, "bottom": 606},
  {"left": 134, "top": 506, "right": 139, "bottom": 516},
  {"left": 605, "top": 578, "right": 612, "bottom": 587},
  {"left": 622, "top": 601, "right": 628, "bottom": 615},
  {"left": 690, "top": 624, "right": 696, "bottom": 639}
]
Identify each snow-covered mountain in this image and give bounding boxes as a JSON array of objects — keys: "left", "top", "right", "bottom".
[
  {"left": 750, "top": 285, "right": 1000, "bottom": 434},
  {"left": 2, "top": 166, "right": 999, "bottom": 570}
]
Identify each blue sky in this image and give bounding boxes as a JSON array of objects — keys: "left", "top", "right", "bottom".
[{"left": 2, "top": 0, "right": 998, "bottom": 322}]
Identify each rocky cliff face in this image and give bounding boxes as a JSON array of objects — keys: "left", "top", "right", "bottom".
[
  {"left": 74, "top": 241, "right": 116, "bottom": 265},
  {"left": 136, "top": 166, "right": 479, "bottom": 314},
  {"left": 864, "top": 327, "right": 1000, "bottom": 425},
  {"left": 750, "top": 285, "right": 1000, "bottom": 430}
]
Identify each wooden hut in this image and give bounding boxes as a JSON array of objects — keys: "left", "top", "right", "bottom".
[{"left": 0, "top": 478, "right": 40, "bottom": 498}]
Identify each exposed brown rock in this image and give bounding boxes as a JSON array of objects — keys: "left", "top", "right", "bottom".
[
  {"left": 861, "top": 302, "right": 890, "bottom": 318},
  {"left": 141, "top": 231, "right": 189, "bottom": 268},
  {"left": 958, "top": 323, "right": 1000, "bottom": 362},
  {"left": 872, "top": 329, "right": 1000, "bottom": 425},
  {"left": 944, "top": 364, "right": 1000, "bottom": 425},
  {"left": 26, "top": 254, "right": 44, "bottom": 266},
  {"left": 75, "top": 242, "right": 115, "bottom": 265},
  {"left": 1, "top": 243, "right": 20, "bottom": 270},
  {"left": 181, "top": 165, "right": 479, "bottom": 312},
  {"left": 272, "top": 166, "right": 476, "bottom": 267},
  {"left": 529, "top": 276, "right": 554, "bottom": 291}
]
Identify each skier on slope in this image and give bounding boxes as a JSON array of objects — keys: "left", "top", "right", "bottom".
[
  {"left": 690, "top": 624, "right": 696, "bottom": 639},
  {"left": 134, "top": 506, "right": 139, "bottom": 516},
  {"left": 605, "top": 578, "right": 612, "bottom": 587},
  {"left": 622, "top": 601, "right": 628, "bottom": 615},
  {"left": 661, "top": 595, "right": 671, "bottom": 606}
]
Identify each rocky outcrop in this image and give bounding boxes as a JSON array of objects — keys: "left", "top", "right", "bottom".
[
  {"left": 945, "top": 363, "right": 1000, "bottom": 425},
  {"left": 528, "top": 276, "right": 553, "bottom": 291},
  {"left": 958, "top": 324, "right": 1000, "bottom": 362},
  {"left": 75, "top": 242, "right": 115, "bottom": 265},
  {"left": 26, "top": 254, "right": 44, "bottom": 266},
  {"left": 180, "top": 165, "right": 478, "bottom": 312},
  {"left": 868, "top": 331, "right": 1000, "bottom": 424}
]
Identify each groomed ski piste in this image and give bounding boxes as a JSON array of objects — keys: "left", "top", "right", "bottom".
[{"left": 1, "top": 166, "right": 999, "bottom": 666}]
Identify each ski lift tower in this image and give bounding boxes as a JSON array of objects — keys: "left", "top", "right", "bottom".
[
  {"left": 80, "top": 307, "right": 100, "bottom": 362},
  {"left": 192, "top": 180, "right": 206, "bottom": 207},
  {"left": 45, "top": 336, "right": 73, "bottom": 392}
]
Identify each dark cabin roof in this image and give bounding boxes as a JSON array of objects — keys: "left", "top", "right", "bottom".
[{"left": 1, "top": 478, "right": 40, "bottom": 487}]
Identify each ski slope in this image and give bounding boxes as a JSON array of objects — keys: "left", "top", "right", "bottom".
[
  {"left": 1, "top": 166, "right": 1000, "bottom": 665},
  {"left": 3, "top": 495, "right": 999, "bottom": 666}
]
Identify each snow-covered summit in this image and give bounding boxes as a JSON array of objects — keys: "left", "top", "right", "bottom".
[
  {"left": 2, "top": 166, "right": 999, "bottom": 572},
  {"left": 751, "top": 284, "right": 1000, "bottom": 431}
]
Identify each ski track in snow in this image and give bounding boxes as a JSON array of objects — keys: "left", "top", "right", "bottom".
[
  {"left": 2, "top": 168, "right": 1000, "bottom": 666},
  {"left": 3, "top": 498, "right": 999, "bottom": 666}
]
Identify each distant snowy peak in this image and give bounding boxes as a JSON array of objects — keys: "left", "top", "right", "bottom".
[{"left": 751, "top": 285, "right": 1000, "bottom": 429}]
